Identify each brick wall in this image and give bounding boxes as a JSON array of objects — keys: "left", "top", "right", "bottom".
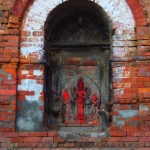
[{"left": 0, "top": 0, "right": 150, "bottom": 149}]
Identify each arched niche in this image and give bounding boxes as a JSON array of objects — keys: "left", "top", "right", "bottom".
[{"left": 44, "top": 0, "right": 112, "bottom": 132}]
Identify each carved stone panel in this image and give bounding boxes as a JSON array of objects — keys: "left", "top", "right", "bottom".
[{"left": 62, "top": 77, "right": 100, "bottom": 125}]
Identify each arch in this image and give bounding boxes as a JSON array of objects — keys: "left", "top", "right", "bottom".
[
  {"left": 15, "top": 0, "right": 137, "bottom": 59},
  {"left": 126, "top": 0, "right": 148, "bottom": 26},
  {"left": 42, "top": 0, "right": 112, "bottom": 129},
  {"left": 11, "top": 0, "right": 147, "bottom": 26}
]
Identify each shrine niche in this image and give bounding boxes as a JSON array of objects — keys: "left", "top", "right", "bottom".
[{"left": 44, "top": 0, "right": 111, "bottom": 131}]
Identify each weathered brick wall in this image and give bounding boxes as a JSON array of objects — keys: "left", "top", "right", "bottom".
[
  {"left": 143, "top": 0, "right": 150, "bottom": 23},
  {"left": 0, "top": 0, "right": 18, "bottom": 133},
  {"left": 0, "top": 0, "right": 150, "bottom": 149}
]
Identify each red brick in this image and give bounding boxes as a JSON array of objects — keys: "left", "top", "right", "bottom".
[
  {"left": 11, "top": 137, "right": 24, "bottom": 143},
  {"left": 18, "top": 91, "right": 35, "bottom": 96},
  {"left": 42, "top": 137, "right": 53, "bottom": 142},
  {"left": 138, "top": 77, "right": 150, "bottom": 82},
  {"left": 114, "top": 93, "right": 133, "bottom": 99},
  {"left": 24, "top": 137, "right": 41, "bottom": 143},
  {"left": 48, "top": 131, "right": 58, "bottom": 137},
  {"left": 0, "top": 137, "right": 10, "bottom": 142},
  {"left": 139, "top": 137, "right": 150, "bottom": 142},
  {"left": 30, "top": 132, "right": 47, "bottom": 137},
  {"left": 1, "top": 80, "right": 16, "bottom": 85},
  {"left": 0, "top": 127, "right": 11, "bottom": 132},
  {"left": 17, "top": 95, "right": 26, "bottom": 101},
  {"left": 21, "top": 31, "right": 31, "bottom": 36},
  {"left": 131, "top": 104, "right": 139, "bottom": 110},
  {"left": 108, "top": 137, "right": 120, "bottom": 142},
  {"left": 54, "top": 137, "right": 64, "bottom": 143},
  {"left": 0, "top": 90, "right": 16, "bottom": 95},
  {"left": 18, "top": 132, "right": 29, "bottom": 137},
  {"left": 144, "top": 93, "right": 150, "bottom": 98},
  {"left": 1, "top": 132, "right": 18, "bottom": 137},
  {"left": 137, "top": 26, "right": 149, "bottom": 34},
  {"left": 3, "top": 49, "right": 18, "bottom": 54},
  {"left": 0, "top": 94, "right": 13, "bottom": 103},
  {"left": 122, "top": 126, "right": 138, "bottom": 132},
  {"left": 109, "top": 126, "right": 120, "bottom": 131},
  {"left": 138, "top": 70, "right": 146, "bottom": 77},
  {"left": 3, "top": 36, "right": 19, "bottom": 41},
  {"left": 30, "top": 142, "right": 43, "bottom": 148},
  {"left": 121, "top": 137, "right": 138, "bottom": 141},
  {"left": 145, "top": 131, "right": 150, "bottom": 136},
  {"left": 110, "top": 131, "right": 126, "bottom": 137},
  {"left": 0, "top": 42, "right": 18, "bottom": 47},
  {"left": 33, "top": 31, "right": 43, "bottom": 36},
  {"left": 137, "top": 34, "right": 150, "bottom": 40},
  {"left": 127, "top": 131, "right": 145, "bottom": 137},
  {"left": 143, "top": 116, "right": 150, "bottom": 121},
  {"left": 145, "top": 121, "right": 150, "bottom": 125},
  {"left": 32, "top": 148, "right": 49, "bottom": 150},
  {"left": 139, "top": 126, "right": 149, "bottom": 131},
  {"left": 138, "top": 40, "right": 150, "bottom": 46},
  {"left": 63, "top": 143, "right": 75, "bottom": 148},
  {"left": 18, "top": 142, "right": 31, "bottom": 148},
  {"left": 0, "top": 30, "right": 16, "bottom": 35},
  {"left": 0, "top": 116, "right": 9, "bottom": 121}
]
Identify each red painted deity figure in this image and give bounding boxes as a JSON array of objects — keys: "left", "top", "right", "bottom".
[{"left": 63, "top": 77, "right": 99, "bottom": 125}]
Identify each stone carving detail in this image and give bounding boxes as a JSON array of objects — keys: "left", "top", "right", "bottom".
[
  {"left": 62, "top": 77, "right": 100, "bottom": 125},
  {"left": 50, "top": 14, "right": 109, "bottom": 45}
]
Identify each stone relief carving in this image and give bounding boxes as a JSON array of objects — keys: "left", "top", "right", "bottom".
[{"left": 62, "top": 77, "right": 100, "bottom": 125}]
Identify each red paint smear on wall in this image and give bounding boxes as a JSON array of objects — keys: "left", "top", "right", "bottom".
[
  {"left": 93, "top": 94, "right": 97, "bottom": 106},
  {"left": 63, "top": 90, "right": 69, "bottom": 104}
]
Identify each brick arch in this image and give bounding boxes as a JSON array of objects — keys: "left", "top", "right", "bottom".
[
  {"left": 126, "top": 0, "right": 148, "bottom": 25},
  {"left": 12, "top": 0, "right": 137, "bottom": 59},
  {"left": 10, "top": 0, "right": 147, "bottom": 26}
]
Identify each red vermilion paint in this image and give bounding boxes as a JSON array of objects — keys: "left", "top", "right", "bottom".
[
  {"left": 78, "top": 90, "right": 84, "bottom": 123},
  {"left": 63, "top": 90, "right": 69, "bottom": 104},
  {"left": 63, "top": 90, "right": 69, "bottom": 124},
  {"left": 93, "top": 94, "right": 97, "bottom": 106},
  {"left": 77, "top": 78, "right": 84, "bottom": 123}
]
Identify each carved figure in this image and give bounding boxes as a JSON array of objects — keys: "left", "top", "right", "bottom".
[{"left": 63, "top": 77, "right": 99, "bottom": 125}]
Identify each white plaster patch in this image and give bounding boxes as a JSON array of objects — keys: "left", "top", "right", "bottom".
[
  {"left": 139, "top": 105, "right": 149, "bottom": 111},
  {"left": 21, "top": 0, "right": 135, "bottom": 59},
  {"left": 117, "top": 83, "right": 131, "bottom": 88},
  {"left": 21, "top": 70, "right": 29, "bottom": 75},
  {"left": 96, "top": 0, "right": 135, "bottom": 29},
  {"left": 113, "top": 67, "right": 131, "bottom": 83},
  {"left": 18, "top": 79, "right": 43, "bottom": 103},
  {"left": 33, "top": 70, "right": 43, "bottom": 76},
  {"left": 119, "top": 110, "right": 138, "bottom": 119},
  {"left": 114, "top": 88, "right": 124, "bottom": 95},
  {"left": 20, "top": 45, "right": 44, "bottom": 59},
  {"left": 113, "top": 47, "right": 128, "bottom": 58}
]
